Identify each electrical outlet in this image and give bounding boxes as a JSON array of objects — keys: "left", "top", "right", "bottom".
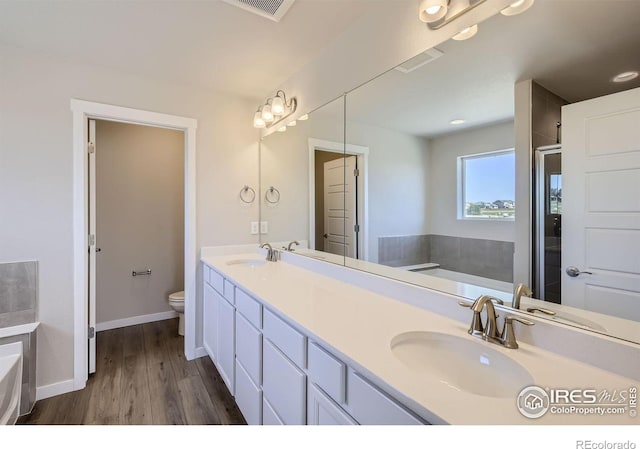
[
  {"left": 250, "top": 221, "right": 259, "bottom": 235},
  {"left": 260, "top": 221, "right": 268, "bottom": 234}
]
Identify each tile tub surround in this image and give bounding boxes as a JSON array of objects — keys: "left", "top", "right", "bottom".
[
  {"left": 202, "top": 251, "right": 639, "bottom": 424},
  {"left": 0, "top": 261, "right": 38, "bottom": 328},
  {"left": 0, "top": 323, "right": 38, "bottom": 416},
  {"left": 378, "top": 235, "right": 514, "bottom": 283}
]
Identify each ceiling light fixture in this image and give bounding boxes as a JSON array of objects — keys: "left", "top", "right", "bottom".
[
  {"left": 452, "top": 24, "right": 478, "bottom": 40},
  {"left": 500, "top": 0, "right": 535, "bottom": 16},
  {"left": 450, "top": 119, "right": 466, "bottom": 125},
  {"left": 253, "top": 90, "right": 298, "bottom": 130},
  {"left": 612, "top": 71, "right": 639, "bottom": 83}
]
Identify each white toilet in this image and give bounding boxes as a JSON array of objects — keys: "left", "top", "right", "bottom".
[{"left": 168, "top": 291, "right": 185, "bottom": 336}]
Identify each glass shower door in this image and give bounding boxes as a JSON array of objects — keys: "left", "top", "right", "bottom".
[{"left": 535, "top": 146, "right": 562, "bottom": 303}]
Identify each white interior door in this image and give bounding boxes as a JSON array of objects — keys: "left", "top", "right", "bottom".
[
  {"left": 562, "top": 87, "right": 640, "bottom": 321},
  {"left": 88, "top": 119, "right": 97, "bottom": 374},
  {"left": 323, "top": 156, "right": 357, "bottom": 257}
]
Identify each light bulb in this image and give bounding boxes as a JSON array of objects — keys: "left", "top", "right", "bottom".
[
  {"left": 452, "top": 24, "right": 478, "bottom": 41},
  {"left": 253, "top": 111, "right": 265, "bottom": 128},
  {"left": 277, "top": 126, "right": 287, "bottom": 133},
  {"left": 298, "top": 114, "right": 309, "bottom": 121},
  {"left": 272, "top": 96, "right": 285, "bottom": 115},
  {"left": 262, "top": 104, "right": 274, "bottom": 122},
  {"left": 500, "top": 0, "right": 534, "bottom": 16}
]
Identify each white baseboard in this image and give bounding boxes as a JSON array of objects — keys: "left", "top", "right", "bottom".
[
  {"left": 194, "top": 346, "right": 208, "bottom": 359},
  {"left": 36, "top": 378, "right": 75, "bottom": 401},
  {"left": 96, "top": 310, "right": 178, "bottom": 332}
]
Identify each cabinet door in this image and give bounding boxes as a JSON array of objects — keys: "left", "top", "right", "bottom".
[
  {"left": 262, "top": 339, "right": 306, "bottom": 425},
  {"left": 235, "top": 359, "right": 262, "bottom": 425},
  {"left": 308, "top": 383, "right": 357, "bottom": 425},
  {"left": 218, "top": 296, "right": 236, "bottom": 395},
  {"left": 203, "top": 283, "right": 219, "bottom": 362}
]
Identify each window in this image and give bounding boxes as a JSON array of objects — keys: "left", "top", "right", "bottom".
[{"left": 458, "top": 149, "right": 515, "bottom": 220}]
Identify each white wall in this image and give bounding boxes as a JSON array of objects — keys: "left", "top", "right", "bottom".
[
  {"left": 0, "top": 43, "right": 259, "bottom": 391},
  {"left": 261, "top": 110, "right": 430, "bottom": 263},
  {"left": 428, "top": 121, "right": 515, "bottom": 242}
]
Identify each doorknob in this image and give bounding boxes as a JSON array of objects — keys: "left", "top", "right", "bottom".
[
  {"left": 566, "top": 266, "right": 592, "bottom": 277},
  {"left": 323, "top": 233, "right": 328, "bottom": 239}
]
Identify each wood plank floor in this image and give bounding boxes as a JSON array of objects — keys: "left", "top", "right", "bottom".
[{"left": 18, "top": 318, "right": 246, "bottom": 425}]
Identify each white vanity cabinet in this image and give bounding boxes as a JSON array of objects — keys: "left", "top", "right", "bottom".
[
  {"left": 203, "top": 266, "right": 235, "bottom": 395},
  {"left": 202, "top": 262, "right": 428, "bottom": 426}
]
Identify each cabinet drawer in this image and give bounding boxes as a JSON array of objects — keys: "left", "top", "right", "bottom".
[
  {"left": 346, "top": 370, "right": 423, "bottom": 425},
  {"left": 207, "top": 266, "right": 224, "bottom": 295},
  {"left": 262, "top": 339, "right": 306, "bottom": 425},
  {"left": 236, "top": 288, "right": 262, "bottom": 329},
  {"left": 308, "top": 341, "right": 346, "bottom": 404},
  {"left": 223, "top": 279, "right": 235, "bottom": 304},
  {"left": 263, "top": 308, "right": 306, "bottom": 368},
  {"left": 262, "top": 398, "right": 283, "bottom": 425},
  {"left": 235, "top": 360, "right": 262, "bottom": 425},
  {"left": 235, "top": 313, "right": 262, "bottom": 386}
]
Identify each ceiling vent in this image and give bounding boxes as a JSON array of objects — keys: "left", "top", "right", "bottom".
[
  {"left": 222, "top": 0, "right": 296, "bottom": 22},
  {"left": 394, "top": 48, "right": 444, "bottom": 74}
]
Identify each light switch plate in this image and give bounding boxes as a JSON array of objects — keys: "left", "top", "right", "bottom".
[
  {"left": 250, "top": 221, "right": 259, "bottom": 235},
  {"left": 260, "top": 221, "right": 268, "bottom": 234}
]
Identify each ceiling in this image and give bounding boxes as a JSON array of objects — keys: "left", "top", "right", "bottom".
[
  {"left": 0, "top": 0, "right": 368, "bottom": 100},
  {"left": 341, "top": 0, "right": 640, "bottom": 138}
]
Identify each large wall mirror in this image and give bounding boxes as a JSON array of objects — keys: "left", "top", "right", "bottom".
[{"left": 259, "top": 0, "right": 640, "bottom": 345}]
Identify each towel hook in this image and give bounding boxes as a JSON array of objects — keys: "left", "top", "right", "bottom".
[{"left": 239, "top": 185, "right": 256, "bottom": 204}]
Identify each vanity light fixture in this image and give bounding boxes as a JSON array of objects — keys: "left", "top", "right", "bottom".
[
  {"left": 277, "top": 126, "right": 287, "bottom": 132},
  {"left": 253, "top": 90, "right": 298, "bottom": 129},
  {"left": 287, "top": 120, "right": 297, "bottom": 126},
  {"left": 612, "top": 71, "right": 639, "bottom": 83},
  {"left": 450, "top": 119, "right": 466, "bottom": 125},
  {"left": 419, "top": 0, "right": 485, "bottom": 30},
  {"left": 452, "top": 24, "right": 478, "bottom": 40},
  {"left": 298, "top": 114, "right": 309, "bottom": 121},
  {"left": 419, "top": 0, "right": 449, "bottom": 23},
  {"left": 500, "top": 0, "right": 535, "bottom": 16}
]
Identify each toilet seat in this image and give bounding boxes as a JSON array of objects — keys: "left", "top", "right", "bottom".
[{"left": 169, "top": 291, "right": 184, "bottom": 302}]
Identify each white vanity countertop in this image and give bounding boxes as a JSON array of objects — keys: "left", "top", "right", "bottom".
[{"left": 202, "top": 253, "right": 638, "bottom": 425}]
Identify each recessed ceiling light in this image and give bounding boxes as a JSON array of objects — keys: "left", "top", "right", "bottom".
[
  {"left": 452, "top": 24, "right": 478, "bottom": 41},
  {"left": 612, "top": 71, "right": 639, "bottom": 83},
  {"left": 450, "top": 119, "right": 465, "bottom": 125}
]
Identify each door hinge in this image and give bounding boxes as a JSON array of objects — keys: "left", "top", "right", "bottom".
[
  {"left": 87, "top": 142, "right": 95, "bottom": 154},
  {"left": 88, "top": 326, "right": 95, "bottom": 339},
  {"left": 354, "top": 224, "right": 360, "bottom": 233},
  {"left": 353, "top": 168, "right": 360, "bottom": 177},
  {"left": 88, "top": 234, "right": 95, "bottom": 246}
]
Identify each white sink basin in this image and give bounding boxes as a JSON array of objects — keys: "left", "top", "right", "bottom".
[
  {"left": 390, "top": 332, "right": 533, "bottom": 398},
  {"left": 225, "top": 259, "right": 267, "bottom": 268}
]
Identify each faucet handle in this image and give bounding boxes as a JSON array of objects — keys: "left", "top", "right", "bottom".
[
  {"left": 501, "top": 315, "right": 535, "bottom": 349},
  {"left": 458, "top": 301, "right": 472, "bottom": 308}
]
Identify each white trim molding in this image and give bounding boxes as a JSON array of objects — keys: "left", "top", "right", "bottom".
[
  {"left": 307, "top": 138, "right": 369, "bottom": 260},
  {"left": 36, "top": 379, "right": 75, "bottom": 401},
  {"left": 96, "top": 311, "right": 178, "bottom": 332},
  {"left": 71, "top": 99, "right": 198, "bottom": 393}
]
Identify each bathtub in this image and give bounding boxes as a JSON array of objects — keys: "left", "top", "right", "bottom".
[{"left": 0, "top": 341, "right": 23, "bottom": 425}]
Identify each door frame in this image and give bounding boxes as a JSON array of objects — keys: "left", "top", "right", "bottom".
[
  {"left": 307, "top": 138, "right": 369, "bottom": 261},
  {"left": 71, "top": 99, "right": 197, "bottom": 390}
]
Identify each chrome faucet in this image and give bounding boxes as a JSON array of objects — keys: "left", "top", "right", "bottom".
[
  {"left": 512, "top": 283, "right": 533, "bottom": 309},
  {"left": 260, "top": 243, "right": 279, "bottom": 262},
  {"left": 460, "top": 294, "right": 534, "bottom": 349},
  {"left": 286, "top": 240, "right": 300, "bottom": 251}
]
